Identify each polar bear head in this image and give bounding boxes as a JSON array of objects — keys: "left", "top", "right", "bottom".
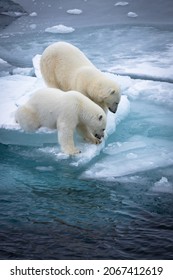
[
  {"left": 86, "top": 72, "right": 121, "bottom": 114},
  {"left": 94, "top": 113, "right": 106, "bottom": 139},
  {"left": 104, "top": 87, "right": 120, "bottom": 113},
  {"left": 98, "top": 78, "right": 121, "bottom": 114},
  {"left": 88, "top": 112, "right": 107, "bottom": 140}
]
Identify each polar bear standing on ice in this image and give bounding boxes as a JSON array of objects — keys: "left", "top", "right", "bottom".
[
  {"left": 15, "top": 88, "right": 106, "bottom": 155},
  {"left": 40, "top": 41, "right": 121, "bottom": 113}
]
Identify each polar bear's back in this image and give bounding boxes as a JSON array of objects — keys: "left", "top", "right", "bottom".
[
  {"left": 40, "top": 42, "right": 94, "bottom": 90},
  {"left": 28, "top": 88, "right": 77, "bottom": 112}
]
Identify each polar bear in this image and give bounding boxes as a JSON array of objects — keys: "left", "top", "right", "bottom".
[
  {"left": 15, "top": 88, "right": 107, "bottom": 155},
  {"left": 40, "top": 41, "right": 121, "bottom": 113}
]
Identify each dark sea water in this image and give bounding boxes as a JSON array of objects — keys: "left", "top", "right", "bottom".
[
  {"left": 0, "top": 143, "right": 173, "bottom": 260},
  {"left": 0, "top": 22, "right": 173, "bottom": 259}
]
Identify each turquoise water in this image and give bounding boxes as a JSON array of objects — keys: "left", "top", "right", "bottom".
[
  {"left": 0, "top": 140, "right": 173, "bottom": 259},
  {"left": 0, "top": 25, "right": 173, "bottom": 259}
]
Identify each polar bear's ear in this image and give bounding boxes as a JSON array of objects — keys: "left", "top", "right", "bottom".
[{"left": 98, "top": 114, "right": 103, "bottom": 121}]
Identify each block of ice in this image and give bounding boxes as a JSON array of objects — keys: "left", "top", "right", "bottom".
[
  {"left": 11, "top": 67, "right": 34, "bottom": 76},
  {"left": 32, "top": 54, "right": 42, "bottom": 78},
  {"left": 29, "top": 12, "right": 37, "bottom": 17},
  {"left": 128, "top": 12, "right": 138, "bottom": 18},
  {"left": 152, "top": 177, "right": 173, "bottom": 194},
  {"left": 82, "top": 136, "right": 173, "bottom": 179},
  {"left": 115, "top": 2, "right": 129, "bottom": 6},
  {"left": 0, "top": 74, "right": 44, "bottom": 130},
  {"left": 45, "top": 25, "right": 75, "bottom": 34},
  {"left": 66, "top": 9, "right": 83, "bottom": 15}
]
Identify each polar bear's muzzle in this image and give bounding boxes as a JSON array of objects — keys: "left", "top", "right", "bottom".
[{"left": 109, "top": 102, "right": 119, "bottom": 114}]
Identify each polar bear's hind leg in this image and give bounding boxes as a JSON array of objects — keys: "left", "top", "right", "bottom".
[{"left": 15, "top": 105, "right": 40, "bottom": 132}]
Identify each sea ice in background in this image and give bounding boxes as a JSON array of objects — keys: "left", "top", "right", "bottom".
[
  {"left": 66, "top": 9, "right": 83, "bottom": 15},
  {"left": 32, "top": 54, "right": 42, "bottom": 78},
  {"left": 0, "top": 58, "right": 12, "bottom": 76},
  {"left": 1, "top": 11, "right": 26, "bottom": 17},
  {"left": 114, "top": 2, "right": 129, "bottom": 6},
  {"left": 0, "top": 58, "right": 9, "bottom": 65},
  {"left": 128, "top": 12, "right": 138, "bottom": 17},
  {"left": 11, "top": 67, "right": 34, "bottom": 76},
  {"left": 30, "top": 24, "right": 37, "bottom": 30},
  {"left": 152, "top": 177, "right": 173, "bottom": 194},
  {"left": 29, "top": 12, "right": 37, "bottom": 17},
  {"left": 45, "top": 24, "right": 75, "bottom": 34}
]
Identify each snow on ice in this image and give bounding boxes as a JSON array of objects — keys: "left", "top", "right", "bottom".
[
  {"left": 127, "top": 12, "right": 138, "bottom": 18},
  {"left": 29, "top": 12, "right": 37, "bottom": 17},
  {"left": 152, "top": 177, "right": 173, "bottom": 194},
  {"left": 45, "top": 25, "right": 75, "bottom": 34},
  {"left": 114, "top": 2, "right": 129, "bottom": 6},
  {"left": 66, "top": 9, "right": 83, "bottom": 15}
]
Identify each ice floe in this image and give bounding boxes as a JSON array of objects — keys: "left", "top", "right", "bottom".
[
  {"left": 82, "top": 136, "right": 173, "bottom": 179},
  {"left": 29, "top": 12, "right": 37, "bottom": 17},
  {"left": 114, "top": 2, "right": 129, "bottom": 6},
  {"left": 45, "top": 24, "right": 75, "bottom": 34},
  {"left": 1, "top": 11, "right": 26, "bottom": 17},
  {"left": 127, "top": 12, "right": 138, "bottom": 18},
  {"left": 11, "top": 67, "right": 34, "bottom": 76},
  {"left": 152, "top": 177, "right": 173, "bottom": 194},
  {"left": 66, "top": 9, "right": 83, "bottom": 15},
  {"left": 30, "top": 24, "right": 37, "bottom": 30}
]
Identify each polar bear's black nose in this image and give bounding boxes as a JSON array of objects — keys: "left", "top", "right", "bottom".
[{"left": 109, "top": 106, "right": 117, "bottom": 113}]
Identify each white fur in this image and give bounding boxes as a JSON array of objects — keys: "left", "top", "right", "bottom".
[
  {"left": 40, "top": 41, "right": 121, "bottom": 113},
  {"left": 15, "top": 88, "right": 107, "bottom": 155}
]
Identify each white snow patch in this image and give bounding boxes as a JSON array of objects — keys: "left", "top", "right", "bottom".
[
  {"left": 29, "top": 12, "right": 37, "bottom": 17},
  {"left": 127, "top": 12, "right": 138, "bottom": 18},
  {"left": 115, "top": 2, "right": 129, "bottom": 6},
  {"left": 0, "top": 74, "right": 44, "bottom": 130},
  {"left": 152, "top": 177, "right": 173, "bottom": 194},
  {"left": 106, "top": 72, "right": 173, "bottom": 109},
  {"left": 45, "top": 25, "right": 75, "bottom": 33},
  {"left": 1, "top": 11, "right": 25, "bottom": 17},
  {"left": 12, "top": 67, "right": 34, "bottom": 76},
  {"left": 0, "top": 58, "right": 9, "bottom": 65},
  {"left": 32, "top": 54, "right": 42, "bottom": 78},
  {"left": 109, "top": 62, "right": 173, "bottom": 84},
  {"left": 66, "top": 9, "right": 83, "bottom": 15}
]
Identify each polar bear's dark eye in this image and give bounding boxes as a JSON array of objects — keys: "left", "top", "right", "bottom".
[{"left": 98, "top": 115, "right": 103, "bottom": 121}]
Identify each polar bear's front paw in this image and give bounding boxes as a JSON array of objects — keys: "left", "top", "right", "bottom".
[
  {"left": 84, "top": 136, "right": 102, "bottom": 145},
  {"left": 94, "top": 137, "right": 102, "bottom": 145},
  {"left": 68, "top": 148, "right": 81, "bottom": 155}
]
